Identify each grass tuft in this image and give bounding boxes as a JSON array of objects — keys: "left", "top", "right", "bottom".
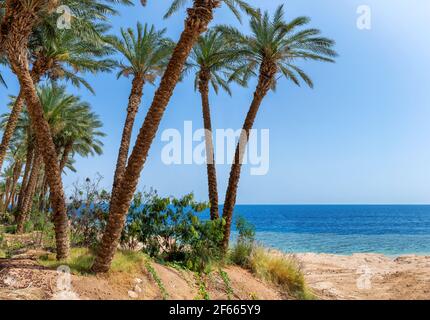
[
  {"left": 38, "top": 248, "right": 146, "bottom": 275},
  {"left": 247, "top": 246, "right": 315, "bottom": 300}
]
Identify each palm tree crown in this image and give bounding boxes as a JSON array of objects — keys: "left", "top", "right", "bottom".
[
  {"left": 106, "top": 22, "right": 174, "bottom": 83},
  {"left": 219, "top": 5, "right": 337, "bottom": 89},
  {"left": 185, "top": 29, "right": 246, "bottom": 95},
  {"left": 3, "top": 85, "right": 104, "bottom": 162}
]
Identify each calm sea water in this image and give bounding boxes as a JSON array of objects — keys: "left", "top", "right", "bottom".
[{"left": 227, "top": 205, "right": 430, "bottom": 255}]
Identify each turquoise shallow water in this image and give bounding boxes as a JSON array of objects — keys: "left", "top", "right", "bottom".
[{"left": 227, "top": 205, "right": 430, "bottom": 255}]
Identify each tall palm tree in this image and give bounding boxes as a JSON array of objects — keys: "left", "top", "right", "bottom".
[
  {"left": 0, "top": 21, "right": 114, "bottom": 172},
  {"left": 92, "top": 0, "right": 255, "bottom": 273},
  {"left": 8, "top": 84, "right": 104, "bottom": 232},
  {"left": 0, "top": 0, "right": 125, "bottom": 259},
  {"left": 106, "top": 23, "right": 173, "bottom": 205},
  {"left": 219, "top": 5, "right": 337, "bottom": 250},
  {"left": 184, "top": 29, "right": 245, "bottom": 220}
]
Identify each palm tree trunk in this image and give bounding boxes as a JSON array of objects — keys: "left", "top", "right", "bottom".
[
  {"left": 17, "top": 143, "right": 34, "bottom": 211},
  {"left": 198, "top": 71, "right": 219, "bottom": 220},
  {"left": 38, "top": 173, "right": 48, "bottom": 212},
  {"left": 221, "top": 61, "right": 277, "bottom": 250},
  {"left": 3, "top": 5, "right": 70, "bottom": 259},
  {"left": 111, "top": 75, "right": 145, "bottom": 198},
  {"left": 59, "top": 142, "right": 73, "bottom": 173},
  {"left": 16, "top": 151, "right": 42, "bottom": 233},
  {"left": 0, "top": 58, "right": 48, "bottom": 172},
  {"left": 91, "top": 0, "right": 219, "bottom": 273},
  {"left": 3, "top": 176, "right": 11, "bottom": 213},
  {"left": 6, "top": 160, "right": 22, "bottom": 211}
]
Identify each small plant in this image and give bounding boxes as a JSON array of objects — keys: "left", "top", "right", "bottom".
[
  {"left": 249, "top": 292, "right": 259, "bottom": 300},
  {"left": 195, "top": 273, "right": 210, "bottom": 300},
  {"left": 229, "top": 215, "right": 256, "bottom": 267},
  {"left": 3, "top": 224, "right": 16, "bottom": 234},
  {"left": 0, "top": 232, "right": 5, "bottom": 258},
  {"left": 219, "top": 269, "right": 234, "bottom": 300},
  {"left": 25, "top": 210, "right": 55, "bottom": 247},
  {"left": 145, "top": 260, "right": 169, "bottom": 300}
]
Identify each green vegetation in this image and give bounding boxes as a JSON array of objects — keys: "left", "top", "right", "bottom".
[
  {"left": 122, "top": 190, "right": 225, "bottom": 273},
  {"left": 248, "top": 247, "right": 314, "bottom": 300},
  {"left": 195, "top": 274, "right": 211, "bottom": 300},
  {"left": 228, "top": 216, "right": 314, "bottom": 300},
  {"left": 38, "top": 248, "right": 146, "bottom": 275},
  {"left": 145, "top": 260, "right": 169, "bottom": 300},
  {"left": 229, "top": 215, "right": 256, "bottom": 267},
  {"left": 0, "top": 1, "right": 335, "bottom": 299},
  {"left": 0, "top": 231, "right": 5, "bottom": 258},
  {"left": 219, "top": 269, "right": 234, "bottom": 300}
]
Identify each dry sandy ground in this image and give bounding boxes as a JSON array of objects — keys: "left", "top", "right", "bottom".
[
  {"left": 0, "top": 250, "right": 283, "bottom": 300},
  {"left": 296, "top": 253, "right": 430, "bottom": 300},
  {"left": 2, "top": 229, "right": 429, "bottom": 300}
]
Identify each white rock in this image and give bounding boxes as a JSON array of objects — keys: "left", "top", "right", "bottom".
[
  {"left": 128, "top": 290, "right": 139, "bottom": 299},
  {"left": 134, "top": 285, "right": 142, "bottom": 293},
  {"left": 52, "top": 290, "right": 80, "bottom": 300}
]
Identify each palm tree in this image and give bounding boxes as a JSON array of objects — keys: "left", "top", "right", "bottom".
[
  {"left": 106, "top": 23, "right": 173, "bottom": 205},
  {"left": 8, "top": 85, "right": 104, "bottom": 232},
  {"left": 0, "top": 0, "right": 124, "bottom": 259},
  {"left": 219, "top": 5, "right": 337, "bottom": 250},
  {"left": 92, "top": 0, "right": 255, "bottom": 273},
  {"left": 184, "top": 29, "right": 245, "bottom": 220},
  {"left": 0, "top": 21, "right": 114, "bottom": 172}
]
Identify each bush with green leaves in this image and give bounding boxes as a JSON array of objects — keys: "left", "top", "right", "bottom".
[
  {"left": 121, "top": 190, "right": 225, "bottom": 272},
  {"left": 229, "top": 215, "right": 256, "bottom": 267},
  {"left": 67, "top": 175, "right": 110, "bottom": 248}
]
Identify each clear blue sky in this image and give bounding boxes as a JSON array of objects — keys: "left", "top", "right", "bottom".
[{"left": 1, "top": 0, "right": 430, "bottom": 204}]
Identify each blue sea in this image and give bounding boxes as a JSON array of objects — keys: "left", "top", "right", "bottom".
[{"left": 228, "top": 205, "right": 430, "bottom": 255}]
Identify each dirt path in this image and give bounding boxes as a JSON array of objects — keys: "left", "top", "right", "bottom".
[{"left": 296, "top": 253, "right": 430, "bottom": 300}]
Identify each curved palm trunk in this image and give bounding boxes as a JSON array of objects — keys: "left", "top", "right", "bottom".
[
  {"left": 38, "top": 173, "right": 48, "bottom": 212},
  {"left": 198, "top": 71, "right": 219, "bottom": 220},
  {"left": 111, "top": 75, "right": 145, "bottom": 198},
  {"left": 17, "top": 143, "right": 34, "bottom": 211},
  {"left": 16, "top": 151, "right": 42, "bottom": 234},
  {"left": 221, "top": 61, "right": 277, "bottom": 250},
  {"left": 91, "top": 0, "right": 219, "bottom": 273},
  {"left": 3, "top": 176, "right": 11, "bottom": 213},
  {"left": 59, "top": 142, "right": 73, "bottom": 173},
  {"left": 0, "top": 95, "right": 24, "bottom": 171},
  {"left": 0, "top": 58, "right": 47, "bottom": 172},
  {"left": 3, "top": 6, "right": 70, "bottom": 259},
  {"left": 5, "top": 160, "right": 22, "bottom": 211}
]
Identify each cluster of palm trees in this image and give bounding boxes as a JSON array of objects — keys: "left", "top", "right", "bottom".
[{"left": 0, "top": 0, "right": 336, "bottom": 273}]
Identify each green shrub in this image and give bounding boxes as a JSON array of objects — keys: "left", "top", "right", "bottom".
[
  {"left": 67, "top": 175, "right": 110, "bottom": 248},
  {"left": 3, "top": 224, "right": 17, "bottom": 234},
  {"left": 121, "top": 191, "right": 225, "bottom": 272},
  {"left": 229, "top": 216, "right": 255, "bottom": 267}
]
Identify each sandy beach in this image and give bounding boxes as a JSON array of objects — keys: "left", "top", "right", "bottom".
[{"left": 296, "top": 253, "right": 430, "bottom": 300}]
